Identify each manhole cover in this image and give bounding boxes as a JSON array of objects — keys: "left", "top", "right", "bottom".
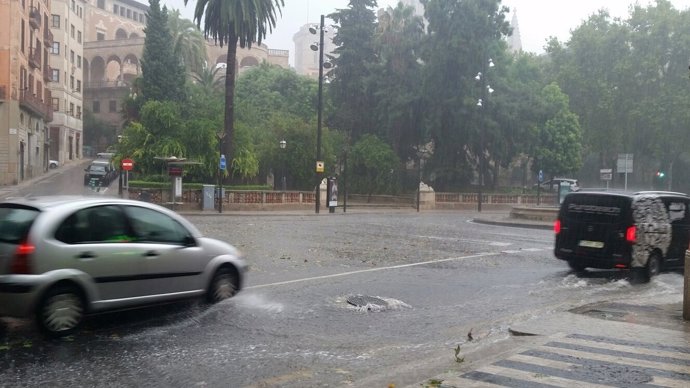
[{"left": 347, "top": 295, "right": 388, "bottom": 310}]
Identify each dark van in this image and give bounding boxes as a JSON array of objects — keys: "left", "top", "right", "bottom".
[{"left": 554, "top": 190, "right": 689, "bottom": 281}]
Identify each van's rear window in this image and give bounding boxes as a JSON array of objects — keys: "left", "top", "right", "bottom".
[
  {"left": 562, "top": 194, "right": 630, "bottom": 223},
  {"left": 0, "top": 205, "right": 40, "bottom": 244}
]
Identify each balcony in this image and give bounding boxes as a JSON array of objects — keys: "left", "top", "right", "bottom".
[
  {"left": 29, "top": 8, "right": 41, "bottom": 30},
  {"left": 19, "top": 89, "right": 51, "bottom": 121},
  {"left": 29, "top": 48, "right": 41, "bottom": 69},
  {"left": 44, "top": 65, "right": 52, "bottom": 82},
  {"left": 44, "top": 28, "right": 53, "bottom": 46}
]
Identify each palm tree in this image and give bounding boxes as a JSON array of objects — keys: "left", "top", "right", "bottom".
[
  {"left": 183, "top": 0, "right": 284, "bottom": 175},
  {"left": 167, "top": 9, "right": 207, "bottom": 75},
  {"left": 191, "top": 62, "right": 225, "bottom": 94}
]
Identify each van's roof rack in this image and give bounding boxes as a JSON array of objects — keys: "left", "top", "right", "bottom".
[{"left": 633, "top": 190, "right": 688, "bottom": 196}]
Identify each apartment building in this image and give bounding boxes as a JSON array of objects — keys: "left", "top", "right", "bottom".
[
  {"left": 0, "top": 0, "right": 54, "bottom": 186},
  {"left": 49, "top": 0, "right": 85, "bottom": 165}
]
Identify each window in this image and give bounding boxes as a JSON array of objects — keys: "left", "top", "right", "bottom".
[
  {"left": 51, "top": 68, "right": 59, "bottom": 82},
  {"left": 77, "top": 31, "right": 81, "bottom": 44},
  {"left": 97, "top": 32, "right": 105, "bottom": 41},
  {"left": 124, "top": 207, "right": 192, "bottom": 244},
  {"left": 76, "top": 80, "right": 81, "bottom": 92},
  {"left": 70, "top": 50, "right": 74, "bottom": 63},
  {"left": 51, "top": 14, "right": 60, "bottom": 28},
  {"left": 71, "top": 25, "right": 75, "bottom": 38},
  {"left": 127, "top": 9, "right": 131, "bottom": 19},
  {"left": 70, "top": 75, "right": 74, "bottom": 90},
  {"left": 50, "top": 42, "right": 59, "bottom": 55},
  {"left": 55, "top": 206, "right": 130, "bottom": 244},
  {"left": 139, "top": 14, "right": 144, "bottom": 23},
  {"left": 71, "top": 0, "right": 75, "bottom": 12},
  {"left": 133, "top": 11, "right": 138, "bottom": 21},
  {"left": 109, "top": 100, "right": 117, "bottom": 112},
  {"left": 120, "top": 8, "right": 125, "bottom": 17},
  {"left": 92, "top": 100, "right": 100, "bottom": 113},
  {"left": 97, "top": 0, "right": 105, "bottom": 9},
  {"left": 20, "top": 20, "right": 24, "bottom": 53},
  {"left": 69, "top": 102, "right": 74, "bottom": 116},
  {"left": 113, "top": 4, "right": 119, "bottom": 14},
  {"left": 52, "top": 98, "right": 59, "bottom": 112},
  {"left": 76, "top": 105, "right": 81, "bottom": 119},
  {"left": 77, "top": 55, "right": 81, "bottom": 68}
]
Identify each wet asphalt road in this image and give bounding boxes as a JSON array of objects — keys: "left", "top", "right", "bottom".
[{"left": 0, "top": 165, "right": 686, "bottom": 387}]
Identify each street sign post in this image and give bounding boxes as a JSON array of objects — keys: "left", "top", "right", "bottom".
[
  {"left": 121, "top": 159, "right": 134, "bottom": 192},
  {"left": 617, "top": 154, "right": 633, "bottom": 191}
]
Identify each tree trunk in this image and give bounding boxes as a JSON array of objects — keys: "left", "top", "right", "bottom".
[{"left": 224, "top": 34, "right": 239, "bottom": 175}]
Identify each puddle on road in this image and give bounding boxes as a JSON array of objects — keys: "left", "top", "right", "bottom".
[{"left": 338, "top": 295, "right": 411, "bottom": 312}]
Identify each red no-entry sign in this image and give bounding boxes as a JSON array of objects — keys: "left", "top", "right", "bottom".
[{"left": 121, "top": 158, "right": 134, "bottom": 171}]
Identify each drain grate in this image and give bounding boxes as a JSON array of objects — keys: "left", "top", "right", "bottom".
[{"left": 346, "top": 295, "right": 388, "bottom": 310}]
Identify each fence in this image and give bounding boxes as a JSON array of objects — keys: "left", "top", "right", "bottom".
[{"left": 127, "top": 187, "right": 558, "bottom": 211}]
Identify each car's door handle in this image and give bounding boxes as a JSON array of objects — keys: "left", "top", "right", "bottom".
[
  {"left": 77, "top": 251, "right": 96, "bottom": 259},
  {"left": 144, "top": 250, "right": 159, "bottom": 257}
]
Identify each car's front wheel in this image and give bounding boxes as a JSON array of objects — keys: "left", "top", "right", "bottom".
[
  {"left": 207, "top": 267, "right": 238, "bottom": 303},
  {"left": 36, "top": 284, "right": 85, "bottom": 337}
]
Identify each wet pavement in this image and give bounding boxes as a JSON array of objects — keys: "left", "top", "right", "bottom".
[{"left": 2, "top": 166, "right": 689, "bottom": 387}]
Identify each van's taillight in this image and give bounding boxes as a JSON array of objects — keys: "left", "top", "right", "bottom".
[
  {"left": 625, "top": 226, "right": 636, "bottom": 243},
  {"left": 11, "top": 243, "right": 35, "bottom": 274},
  {"left": 554, "top": 220, "right": 561, "bottom": 234}
]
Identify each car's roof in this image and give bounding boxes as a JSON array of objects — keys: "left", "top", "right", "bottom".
[
  {"left": 1, "top": 196, "right": 158, "bottom": 212},
  {"left": 569, "top": 190, "right": 688, "bottom": 198}
]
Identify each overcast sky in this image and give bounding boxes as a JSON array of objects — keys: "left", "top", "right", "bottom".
[{"left": 162, "top": 0, "right": 690, "bottom": 63}]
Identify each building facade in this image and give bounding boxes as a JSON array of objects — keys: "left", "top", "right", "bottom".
[
  {"left": 0, "top": 0, "right": 55, "bottom": 186},
  {"left": 292, "top": 23, "right": 336, "bottom": 78},
  {"left": 49, "top": 0, "right": 85, "bottom": 165}
]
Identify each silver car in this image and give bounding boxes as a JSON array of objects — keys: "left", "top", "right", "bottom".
[{"left": 0, "top": 196, "right": 247, "bottom": 337}]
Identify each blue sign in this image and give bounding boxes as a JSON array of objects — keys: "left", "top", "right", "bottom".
[
  {"left": 538, "top": 169, "right": 544, "bottom": 183},
  {"left": 220, "top": 154, "right": 226, "bottom": 170}
]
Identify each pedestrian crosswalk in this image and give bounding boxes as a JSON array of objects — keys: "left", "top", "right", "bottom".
[{"left": 455, "top": 333, "right": 690, "bottom": 387}]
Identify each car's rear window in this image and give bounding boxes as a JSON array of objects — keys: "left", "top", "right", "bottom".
[
  {"left": 0, "top": 205, "right": 40, "bottom": 244},
  {"left": 89, "top": 165, "right": 107, "bottom": 172},
  {"left": 561, "top": 194, "right": 631, "bottom": 223}
]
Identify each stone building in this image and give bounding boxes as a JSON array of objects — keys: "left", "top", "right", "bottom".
[
  {"left": 49, "top": 0, "right": 86, "bottom": 166},
  {"left": 0, "top": 0, "right": 54, "bottom": 185}
]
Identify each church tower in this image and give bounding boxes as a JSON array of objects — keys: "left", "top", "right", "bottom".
[{"left": 508, "top": 9, "right": 523, "bottom": 53}]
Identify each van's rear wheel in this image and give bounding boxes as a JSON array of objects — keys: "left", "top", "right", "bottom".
[
  {"left": 567, "top": 261, "right": 586, "bottom": 273},
  {"left": 637, "top": 252, "right": 662, "bottom": 283}
]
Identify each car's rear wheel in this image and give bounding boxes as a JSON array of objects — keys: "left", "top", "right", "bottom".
[
  {"left": 36, "top": 285, "right": 85, "bottom": 337},
  {"left": 637, "top": 251, "right": 662, "bottom": 283},
  {"left": 207, "top": 267, "right": 238, "bottom": 303},
  {"left": 567, "top": 260, "right": 587, "bottom": 273}
]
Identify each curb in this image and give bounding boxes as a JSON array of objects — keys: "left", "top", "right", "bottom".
[{"left": 472, "top": 217, "right": 552, "bottom": 230}]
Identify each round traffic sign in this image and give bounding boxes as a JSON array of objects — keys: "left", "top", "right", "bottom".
[{"left": 121, "top": 158, "right": 134, "bottom": 171}]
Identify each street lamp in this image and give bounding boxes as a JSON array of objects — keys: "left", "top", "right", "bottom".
[
  {"left": 279, "top": 139, "right": 287, "bottom": 191},
  {"left": 475, "top": 58, "right": 494, "bottom": 212},
  {"left": 310, "top": 14, "right": 332, "bottom": 213}
]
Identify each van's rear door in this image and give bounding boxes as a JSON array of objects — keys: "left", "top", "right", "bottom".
[{"left": 556, "top": 193, "right": 633, "bottom": 266}]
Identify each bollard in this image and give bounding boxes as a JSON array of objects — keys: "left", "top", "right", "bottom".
[{"left": 683, "top": 250, "right": 690, "bottom": 321}]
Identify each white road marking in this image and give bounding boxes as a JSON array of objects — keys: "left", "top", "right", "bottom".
[{"left": 247, "top": 251, "right": 502, "bottom": 290}]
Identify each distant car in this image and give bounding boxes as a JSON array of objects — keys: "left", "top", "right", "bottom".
[
  {"left": 537, "top": 178, "right": 579, "bottom": 192},
  {"left": 49, "top": 160, "right": 59, "bottom": 169},
  {"left": 0, "top": 196, "right": 247, "bottom": 337},
  {"left": 84, "top": 159, "right": 117, "bottom": 186}
]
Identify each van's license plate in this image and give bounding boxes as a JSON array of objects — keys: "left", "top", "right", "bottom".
[{"left": 579, "top": 240, "right": 604, "bottom": 249}]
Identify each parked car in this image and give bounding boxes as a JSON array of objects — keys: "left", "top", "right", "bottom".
[
  {"left": 554, "top": 190, "right": 689, "bottom": 282},
  {"left": 537, "top": 178, "right": 579, "bottom": 192},
  {"left": 49, "top": 160, "right": 59, "bottom": 169},
  {"left": 0, "top": 196, "right": 247, "bottom": 336}
]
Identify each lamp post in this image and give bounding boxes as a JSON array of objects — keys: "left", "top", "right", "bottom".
[
  {"left": 475, "top": 58, "right": 494, "bottom": 212},
  {"left": 279, "top": 139, "right": 287, "bottom": 191},
  {"left": 310, "top": 15, "right": 332, "bottom": 214}
]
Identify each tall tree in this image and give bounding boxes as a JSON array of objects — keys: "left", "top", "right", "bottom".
[
  {"left": 328, "top": 0, "right": 379, "bottom": 142},
  {"left": 372, "top": 3, "right": 425, "bottom": 164},
  {"left": 183, "top": 0, "right": 284, "bottom": 179},
  {"left": 141, "top": 0, "right": 186, "bottom": 103},
  {"left": 167, "top": 9, "right": 207, "bottom": 75}
]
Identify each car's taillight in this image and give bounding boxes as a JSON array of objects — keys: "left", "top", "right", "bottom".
[
  {"left": 11, "top": 243, "right": 35, "bottom": 274},
  {"left": 625, "top": 226, "right": 636, "bottom": 243},
  {"left": 554, "top": 219, "right": 561, "bottom": 234}
]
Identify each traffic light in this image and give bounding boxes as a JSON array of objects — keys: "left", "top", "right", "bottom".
[{"left": 656, "top": 170, "right": 666, "bottom": 178}]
